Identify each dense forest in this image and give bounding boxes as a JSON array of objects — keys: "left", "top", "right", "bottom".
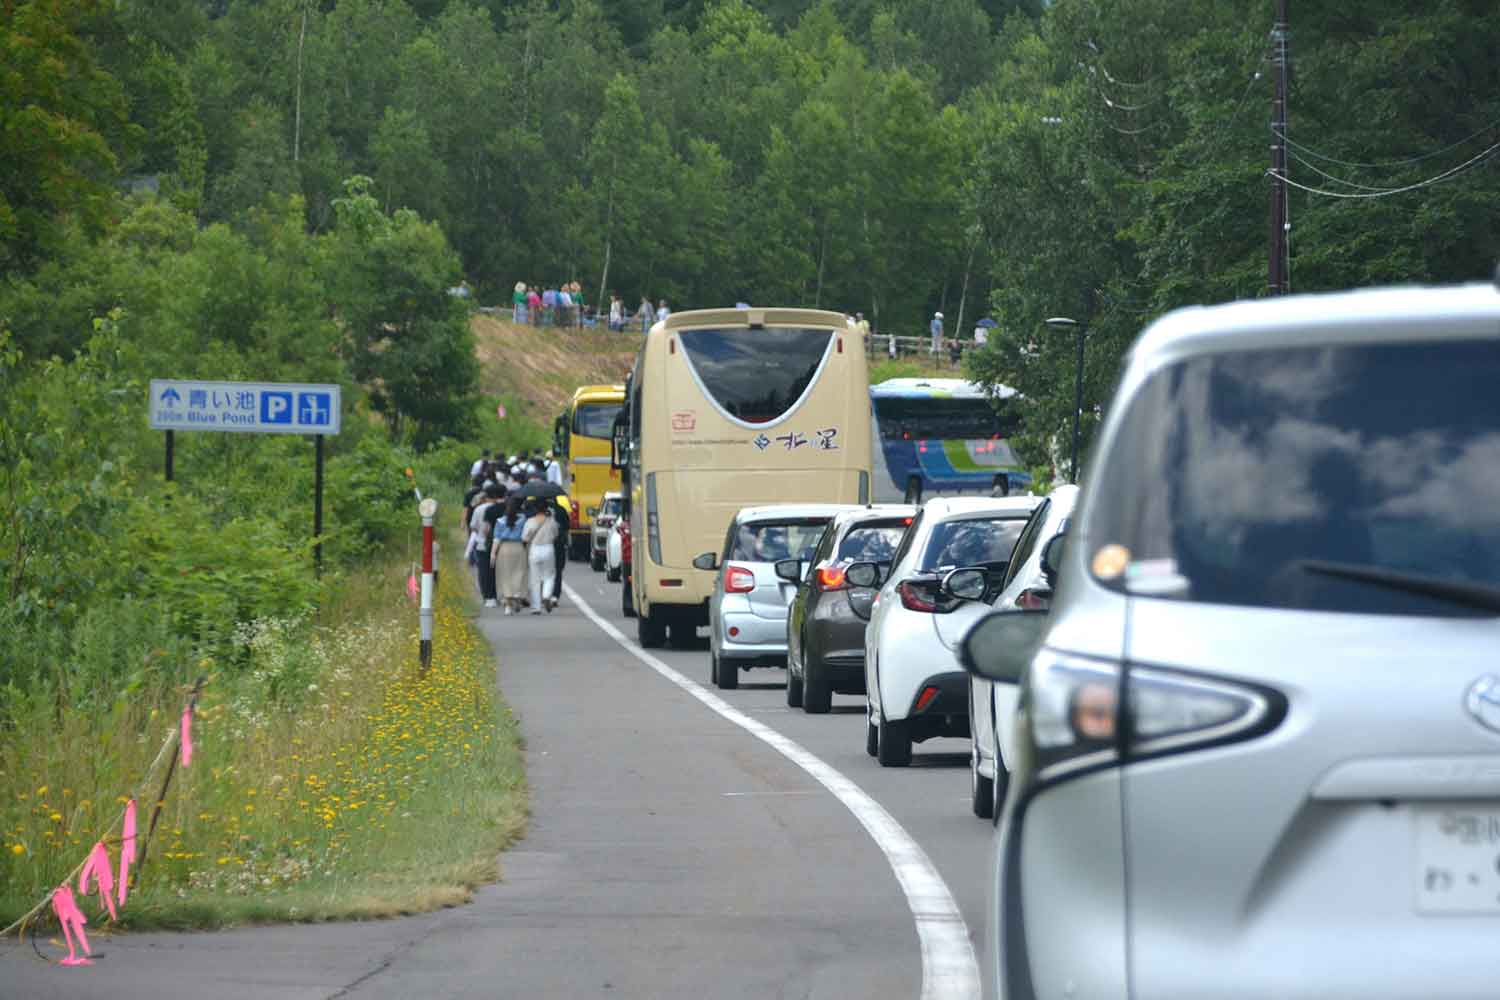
[{"left": 2, "top": 0, "right": 1498, "bottom": 690}]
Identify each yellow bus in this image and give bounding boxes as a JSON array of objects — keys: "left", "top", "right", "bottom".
[
  {"left": 622, "top": 308, "right": 872, "bottom": 646},
  {"left": 556, "top": 384, "right": 625, "bottom": 559}
]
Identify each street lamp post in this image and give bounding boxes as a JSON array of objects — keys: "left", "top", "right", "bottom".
[{"left": 1044, "top": 317, "right": 1086, "bottom": 484}]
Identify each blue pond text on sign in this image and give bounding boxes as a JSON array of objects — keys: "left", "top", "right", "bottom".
[{"left": 150, "top": 380, "right": 341, "bottom": 436}]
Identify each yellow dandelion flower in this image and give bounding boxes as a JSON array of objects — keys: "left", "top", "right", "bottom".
[{"left": 10, "top": 844, "right": 24, "bottom": 856}]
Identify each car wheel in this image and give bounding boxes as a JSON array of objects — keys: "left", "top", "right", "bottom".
[
  {"left": 622, "top": 579, "right": 636, "bottom": 618},
  {"left": 971, "top": 746, "right": 995, "bottom": 819},
  {"left": 877, "top": 712, "right": 912, "bottom": 767},
  {"left": 636, "top": 608, "right": 665, "bottom": 648},
  {"left": 710, "top": 650, "right": 720, "bottom": 686},
  {"left": 903, "top": 475, "right": 923, "bottom": 504},
  {"left": 865, "top": 717, "right": 879, "bottom": 758},
  {"left": 802, "top": 655, "right": 832, "bottom": 715},
  {"left": 590, "top": 551, "right": 605, "bottom": 572},
  {"left": 785, "top": 656, "right": 804, "bottom": 707},
  {"left": 715, "top": 655, "right": 739, "bottom": 690},
  {"left": 606, "top": 566, "right": 621, "bottom": 583}
]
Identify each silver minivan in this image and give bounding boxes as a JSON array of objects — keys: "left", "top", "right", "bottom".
[
  {"left": 961, "top": 283, "right": 1500, "bottom": 999},
  {"left": 696, "top": 504, "right": 852, "bottom": 690}
]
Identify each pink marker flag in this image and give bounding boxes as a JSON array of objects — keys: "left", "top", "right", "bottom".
[
  {"left": 407, "top": 572, "right": 419, "bottom": 602},
  {"left": 117, "top": 799, "right": 137, "bottom": 906},
  {"left": 79, "top": 841, "right": 118, "bottom": 922},
  {"left": 51, "top": 884, "right": 92, "bottom": 966},
  {"left": 180, "top": 705, "right": 193, "bottom": 767}
]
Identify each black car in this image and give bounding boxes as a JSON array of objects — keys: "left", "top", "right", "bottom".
[{"left": 783, "top": 505, "right": 917, "bottom": 713}]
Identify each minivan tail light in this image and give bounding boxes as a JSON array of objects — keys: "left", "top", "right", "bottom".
[
  {"left": 1024, "top": 651, "right": 1277, "bottom": 783},
  {"left": 725, "top": 566, "right": 756, "bottom": 593},
  {"left": 815, "top": 567, "right": 847, "bottom": 591}
]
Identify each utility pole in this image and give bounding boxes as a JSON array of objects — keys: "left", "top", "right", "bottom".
[{"left": 1268, "top": 0, "right": 1290, "bottom": 295}]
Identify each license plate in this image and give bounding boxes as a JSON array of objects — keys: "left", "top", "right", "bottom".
[{"left": 1414, "top": 806, "right": 1500, "bottom": 914}]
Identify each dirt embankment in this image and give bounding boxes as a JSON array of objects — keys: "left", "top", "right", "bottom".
[{"left": 470, "top": 314, "right": 639, "bottom": 419}]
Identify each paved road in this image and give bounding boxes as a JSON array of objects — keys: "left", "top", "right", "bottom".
[{"left": 1, "top": 569, "right": 994, "bottom": 999}]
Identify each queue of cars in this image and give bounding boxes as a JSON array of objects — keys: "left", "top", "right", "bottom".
[{"left": 579, "top": 282, "right": 1500, "bottom": 999}]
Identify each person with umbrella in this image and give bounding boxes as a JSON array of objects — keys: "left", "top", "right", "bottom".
[{"left": 974, "top": 316, "right": 997, "bottom": 349}]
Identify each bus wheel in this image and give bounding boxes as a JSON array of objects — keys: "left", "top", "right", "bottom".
[
  {"left": 637, "top": 609, "right": 665, "bottom": 647},
  {"left": 903, "top": 476, "right": 923, "bottom": 504}
]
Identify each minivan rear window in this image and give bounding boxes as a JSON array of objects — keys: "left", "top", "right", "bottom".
[
  {"left": 1090, "top": 338, "right": 1500, "bottom": 616},
  {"left": 922, "top": 517, "right": 1029, "bottom": 571},
  {"left": 678, "top": 328, "right": 832, "bottom": 424}
]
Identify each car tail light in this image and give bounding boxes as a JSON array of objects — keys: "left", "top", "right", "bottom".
[
  {"left": 815, "top": 566, "right": 847, "bottom": 591},
  {"left": 620, "top": 520, "right": 632, "bottom": 564},
  {"left": 1014, "top": 587, "right": 1051, "bottom": 610},
  {"left": 725, "top": 565, "right": 756, "bottom": 594},
  {"left": 1023, "top": 651, "right": 1276, "bottom": 783},
  {"left": 898, "top": 579, "right": 940, "bottom": 613}
]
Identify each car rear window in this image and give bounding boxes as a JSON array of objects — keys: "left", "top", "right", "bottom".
[
  {"left": 731, "top": 519, "right": 831, "bottom": 563},
  {"left": 921, "top": 517, "right": 1029, "bottom": 571},
  {"left": 1089, "top": 337, "right": 1500, "bottom": 615},
  {"left": 838, "top": 523, "right": 908, "bottom": 563},
  {"left": 678, "top": 328, "right": 832, "bottom": 424}
]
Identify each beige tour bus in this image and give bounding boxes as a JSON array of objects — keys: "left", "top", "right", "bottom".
[{"left": 620, "top": 307, "right": 872, "bottom": 647}]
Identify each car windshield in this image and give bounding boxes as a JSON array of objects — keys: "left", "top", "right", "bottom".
[
  {"left": 601, "top": 497, "right": 621, "bottom": 517},
  {"left": 837, "top": 523, "right": 908, "bottom": 564},
  {"left": 1089, "top": 337, "right": 1500, "bottom": 616},
  {"left": 921, "top": 517, "right": 1028, "bottom": 571},
  {"left": 732, "top": 519, "right": 831, "bottom": 563}
]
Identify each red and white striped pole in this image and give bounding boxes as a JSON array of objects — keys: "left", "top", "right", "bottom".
[{"left": 418, "top": 496, "right": 438, "bottom": 671}]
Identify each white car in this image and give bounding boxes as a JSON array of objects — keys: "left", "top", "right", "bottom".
[
  {"left": 605, "top": 515, "right": 626, "bottom": 583},
  {"left": 966, "top": 484, "right": 1076, "bottom": 818},
  {"left": 856, "top": 496, "right": 1040, "bottom": 766}
]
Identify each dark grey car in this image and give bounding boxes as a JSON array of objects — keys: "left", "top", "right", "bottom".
[{"left": 785, "top": 505, "right": 917, "bottom": 713}]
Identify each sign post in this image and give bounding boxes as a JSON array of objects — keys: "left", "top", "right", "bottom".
[
  {"left": 418, "top": 497, "right": 438, "bottom": 672},
  {"left": 149, "top": 380, "right": 342, "bottom": 573}
]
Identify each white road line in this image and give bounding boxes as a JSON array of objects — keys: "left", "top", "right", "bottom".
[{"left": 563, "top": 583, "right": 980, "bottom": 1000}]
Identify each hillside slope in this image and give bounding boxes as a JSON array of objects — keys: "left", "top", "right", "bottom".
[{"left": 471, "top": 314, "right": 639, "bottom": 422}]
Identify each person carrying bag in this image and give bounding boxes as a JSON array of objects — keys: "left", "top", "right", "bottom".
[{"left": 521, "top": 498, "right": 560, "bottom": 614}]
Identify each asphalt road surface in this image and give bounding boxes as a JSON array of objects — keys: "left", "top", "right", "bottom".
[{"left": 2, "top": 570, "right": 994, "bottom": 999}]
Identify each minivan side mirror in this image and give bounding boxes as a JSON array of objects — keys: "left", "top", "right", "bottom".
[
  {"left": 774, "top": 558, "right": 803, "bottom": 583},
  {"left": 845, "top": 561, "right": 880, "bottom": 588},
  {"left": 1040, "top": 533, "right": 1066, "bottom": 587},
  {"left": 959, "top": 609, "right": 1050, "bottom": 684},
  {"left": 941, "top": 566, "right": 988, "bottom": 602},
  {"left": 692, "top": 552, "right": 719, "bottom": 571}
]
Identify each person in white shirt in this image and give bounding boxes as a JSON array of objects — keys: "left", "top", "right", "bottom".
[
  {"left": 974, "top": 325, "right": 988, "bottom": 348},
  {"left": 655, "top": 300, "right": 670, "bottom": 323},
  {"left": 469, "top": 450, "right": 490, "bottom": 478},
  {"left": 545, "top": 452, "right": 564, "bottom": 486}
]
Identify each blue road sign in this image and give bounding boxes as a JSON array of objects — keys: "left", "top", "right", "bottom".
[{"left": 150, "top": 380, "right": 341, "bottom": 435}]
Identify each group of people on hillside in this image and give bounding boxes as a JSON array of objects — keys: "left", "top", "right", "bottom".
[
  {"left": 511, "top": 281, "right": 589, "bottom": 328},
  {"left": 463, "top": 449, "right": 569, "bottom": 616},
  {"left": 511, "top": 280, "right": 669, "bottom": 334}
]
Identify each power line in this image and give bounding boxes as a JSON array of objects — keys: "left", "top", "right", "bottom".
[
  {"left": 1268, "top": 136, "right": 1500, "bottom": 199},
  {"left": 1272, "top": 118, "right": 1500, "bottom": 169}
]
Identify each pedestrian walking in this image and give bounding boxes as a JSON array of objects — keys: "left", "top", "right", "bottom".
[
  {"left": 492, "top": 497, "right": 528, "bottom": 615},
  {"left": 522, "top": 498, "right": 560, "bottom": 613},
  {"left": 469, "top": 486, "right": 502, "bottom": 607},
  {"left": 545, "top": 451, "right": 564, "bottom": 486},
  {"left": 609, "top": 293, "right": 624, "bottom": 332},
  {"left": 929, "top": 311, "right": 944, "bottom": 355},
  {"left": 637, "top": 296, "right": 653, "bottom": 332},
  {"left": 551, "top": 493, "right": 571, "bottom": 603}
]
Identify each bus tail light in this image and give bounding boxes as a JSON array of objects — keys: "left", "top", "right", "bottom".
[
  {"left": 815, "top": 567, "right": 847, "bottom": 592},
  {"left": 646, "top": 474, "right": 662, "bottom": 565},
  {"left": 725, "top": 566, "right": 756, "bottom": 594}
]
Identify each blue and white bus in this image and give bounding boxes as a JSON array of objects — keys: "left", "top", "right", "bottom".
[{"left": 869, "top": 378, "right": 1030, "bottom": 503}]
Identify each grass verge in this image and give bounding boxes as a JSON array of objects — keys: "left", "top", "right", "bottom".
[{"left": 0, "top": 554, "right": 527, "bottom": 930}]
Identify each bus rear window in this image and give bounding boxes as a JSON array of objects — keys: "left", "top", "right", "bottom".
[
  {"left": 574, "top": 403, "right": 622, "bottom": 439},
  {"left": 679, "top": 328, "right": 832, "bottom": 424}
]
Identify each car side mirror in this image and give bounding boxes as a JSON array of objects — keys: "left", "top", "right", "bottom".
[
  {"left": 774, "top": 558, "right": 803, "bottom": 583},
  {"left": 692, "top": 552, "right": 719, "bottom": 571},
  {"left": 845, "top": 561, "right": 880, "bottom": 588},
  {"left": 1040, "top": 533, "right": 1066, "bottom": 587},
  {"left": 941, "top": 567, "right": 988, "bottom": 602},
  {"left": 959, "top": 609, "right": 1050, "bottom": 684}
]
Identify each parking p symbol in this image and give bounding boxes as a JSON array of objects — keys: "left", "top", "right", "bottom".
[{"left": 261, "top": 392, "right": 293, "bottom": 424}]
